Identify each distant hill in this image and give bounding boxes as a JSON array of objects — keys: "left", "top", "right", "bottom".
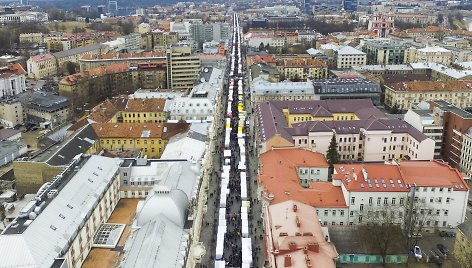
[{"left": 28, "top": 0, "right": 181, "bottom": 9}]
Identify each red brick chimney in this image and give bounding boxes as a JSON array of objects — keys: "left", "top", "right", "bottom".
[
  {"left": 284, "top": 255, "right": 292, "bottom": 267},
  {"left": 307, "top": 243, "right": 319, "bottom": 253},
  {"left": 288, "top": 242, "right": 297, "bottom": 251}
]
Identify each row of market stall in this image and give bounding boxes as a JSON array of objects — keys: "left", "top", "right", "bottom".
[{"left": 215, "top": 13, "right": 253, "bottom": 268}]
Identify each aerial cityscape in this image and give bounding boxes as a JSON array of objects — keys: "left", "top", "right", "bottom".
[{"left": 1, "top": 0, "right": 472, "bottom": 267}]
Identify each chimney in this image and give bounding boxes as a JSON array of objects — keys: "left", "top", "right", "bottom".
[
  {"left": 288, "top": 242, "right": 297, "bottom": 251},
  {"left": 307, "top": 243, "right": 319, "bottom": 253},
  {"left": 293, "top": 204, "right": 297, "bottom": 212},
  {"left": 284, "top": 255, "right": 292, "bottom": 267}
]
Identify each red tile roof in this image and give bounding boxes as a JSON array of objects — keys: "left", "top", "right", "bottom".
[
  {"left": 259, "top": 148, "right": 347, "bottom": 208},
  {"left": 333, "top": 160, "right": 469, "bottom": 192},
  {"left": 0, "top": 63, "right": 26, "bottom": 79}
]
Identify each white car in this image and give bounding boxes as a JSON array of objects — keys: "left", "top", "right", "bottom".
[{"left": 413, "top": 246, "right": 422, "bottom": 259}]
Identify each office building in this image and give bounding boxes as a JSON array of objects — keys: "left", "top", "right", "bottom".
[
  {"left": 362, "top": 40, "right": 408, "bottom": 65},
  {"left": 404, "top": 109, "right": 444, "bottom": 159},
  {"left": 0, "top": 98, "right": 24, "bottom": 128},
  {"left": 251, "top": 78, "right": 315, "bottom": 102},
  {"left": 166, "top": 46, "right": 201, "bottom": 90}
]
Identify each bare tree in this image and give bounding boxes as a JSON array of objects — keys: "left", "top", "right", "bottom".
[
  {"left": 358, "top": 205, "right": 406, "bottom": 266},
  {"left": 404, "top": 192, "right": 437, "bottom": 249}
]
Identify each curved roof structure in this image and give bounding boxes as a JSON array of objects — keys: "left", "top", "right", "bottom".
[{"left": 136, "top": 188, "right": 189, "bottom": 228}]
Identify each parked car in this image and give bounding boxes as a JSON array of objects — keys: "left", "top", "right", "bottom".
[
  {"left": 437, "top": 244, "right": 449, "bottom": 256},
  {"left": 430, "top": 249, "right": 443, "bottom": 266},
  {"left": 413, "top": 246, "right": 422, "bottom": 259}
]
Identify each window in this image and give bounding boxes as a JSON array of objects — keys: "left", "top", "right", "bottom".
[
  {"left": 392, "top": 198, "right": 396, "bottom": 205},
  {"left": 436, "top": 210, "right": 440, "bottom": 215},
  {"left": 360, "top": 204, "right": 364, "bottom": 211},
  {"left": 444, "top": 210, "right": 448, "bottom": 216},
  {"left": 437, "top": 197, "right": 442, "bottom": 203},
  {"left": 377, "top": 197, "right": 381, "bottom": 205},
  {"left": 123, "top": 180, "right": 128, "bottom": 185},
  {"left": 350, "top": 211, "right": 354, "bottom": 217},
  {"left": 324, "top": 210, "right": 328, "bottom": 216},
  {"left": 351, "top": 197, "right": 355, "bottom": 205},
  {"left": 446, "top": 197, "right": 450, "bottom": 203},
  {"left": 332, "top": 210, "right": 336, "bottom": 216},
  {"left": 430, "top": 198, "right": 434, "bottom": 203},
  {"left": 439, "top": 188, "right": 443, "bottom": 192},
  {"left": 431, "top": 187, "right": 435, "bottom": 192},
  {"left": 448, "top": 188, "right": 452, "bottom": 193},
  {"left": 400, "top": 198, "right": 404, "bottom": 205},
  {"left": 323, "top": 221, "right": 328, "bottom": 226},
  {"left": 443, "top": 221, "right": 447, "bottom": 227},
  {"left": 369, "top": 197, "right": 373, "bottom": 205},
  {"left": 384, "top": 198, "right": 388, "bottom": 205},
  {"left": 340, "top": 210, "right": 345, "bottom": 216},
  {"left": 332, "top": 222, "right": 336, "bottom": 226},
  {"left": 340, "top": 222, "right": 344, "bottom": 226}
]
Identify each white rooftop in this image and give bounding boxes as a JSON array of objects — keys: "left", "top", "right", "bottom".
[
  {"left": 417, "top": 46, "right": 451, "bottom": 53},
  {"left": 337, "top": 46, "right": 366, "bottom": 55},
  {"left": 410, "top": 62, "right": 472, "bottom": 79},
  {"left": 0, "top": 155, "right": 123, "bottom": 268},
  {"left": 252, "top": 78, "right": 315, "bottom": 95}
]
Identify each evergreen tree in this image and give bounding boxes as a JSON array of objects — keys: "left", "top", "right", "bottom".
[{"left": 326, "top": 134, "right": 340, "bottom": 169}]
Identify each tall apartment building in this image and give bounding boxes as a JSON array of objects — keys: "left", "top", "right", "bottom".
[
  {"left": 362, "top": 40, "right": 408, "bottom": 65},
  {"left": 460, "top": 131, "right": 472, "bottom": 178},
  {"left": 429, "top": 100, "right": 472, "bottom": 170},
  {"left": 0, "top": 155, "right": 123, "bottom": 268},
  {"left": 0, "top": 63, "right": 27, "bottom": 98},
  {"left": 384, "top": 80, "right": 472, "bottom": 110},
  {"left": 166, "top": 46, "right": 201, "bottom": 90},
  {"left": 79, "top": 52, "right": 166, "bottom": 71},
  {"left": 190, "top": 21, "right": 231, "bottom": 43}
]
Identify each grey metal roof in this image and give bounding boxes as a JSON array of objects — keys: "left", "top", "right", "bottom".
[
  {"left": 46, "top": 124, "right": 98, "bottom": 166},
  {"left": 122, "top": 215, "right": 189, "bottom": 268},
  {"left": 0, "top": 155, "right": 123, "bottom": 268},
  {"left": 53, "top": 44, "right": 105, "bottom": 59},
  {"left": 19, "top": 91, "right": 69, "bottom": 112}
]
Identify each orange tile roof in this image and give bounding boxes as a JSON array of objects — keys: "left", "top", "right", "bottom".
[
  {"left": 333, "top": 164, "right": 409, "bottom": 192},
  {"left": 124, "top": 98, "right": 166, "bottom": 112},
  {"left": 387, "top": 81, "right": 472, "bottom": 92},
  {"left": 247, "top": 54, "right": 275, "bottom": 66},
  {"left": 400, "top": 160, "right": 469, "bottom": 191},
  {"left": 92, "top": 122, "right": 164, "bottom": 138},
  {"left": 81, "top": 52, "right": 166, "bottom": 61},
  {"left": 276, "top": 58, "right": 327, "bottom": 68},
  {"left": 406, "top": 26, "right": 446, "bottom": 33},
  {"left": 333, "top": 160, "right": 469, "bottom": 192},
  {"left": 259, "top": 148, "right": 347, "bottom": 208},
  {"left": 0, "top": 63, "right": 26, "bottom": 79},
  {"left": 30, "top": 53, "right": 55, "bottom": 63},
  {"left": 267, "top": 200, "right": 338, "bottom": 268}
]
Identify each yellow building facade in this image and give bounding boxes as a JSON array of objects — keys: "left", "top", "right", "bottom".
[{"left": 93, "top": 123, "right": 167, "bottom": 158}]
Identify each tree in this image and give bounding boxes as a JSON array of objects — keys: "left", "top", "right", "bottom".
[
  {"left": 120, "top": 21, "right": 135, "bottom": 35},
  {"left": 258, "top": 42, "right": 265, "bottom": 52},
  {"left": 358, "top": 205, "right": 407, "bottom": 265},
  {"left": 326, "top": 134, "right": 340, "bottom": 171},
  {"left": 65, "top": 61, "right": 77, "bottom": 75},
  {"left": 403, "top": 191, "right": 437, "bottom": 249}
]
